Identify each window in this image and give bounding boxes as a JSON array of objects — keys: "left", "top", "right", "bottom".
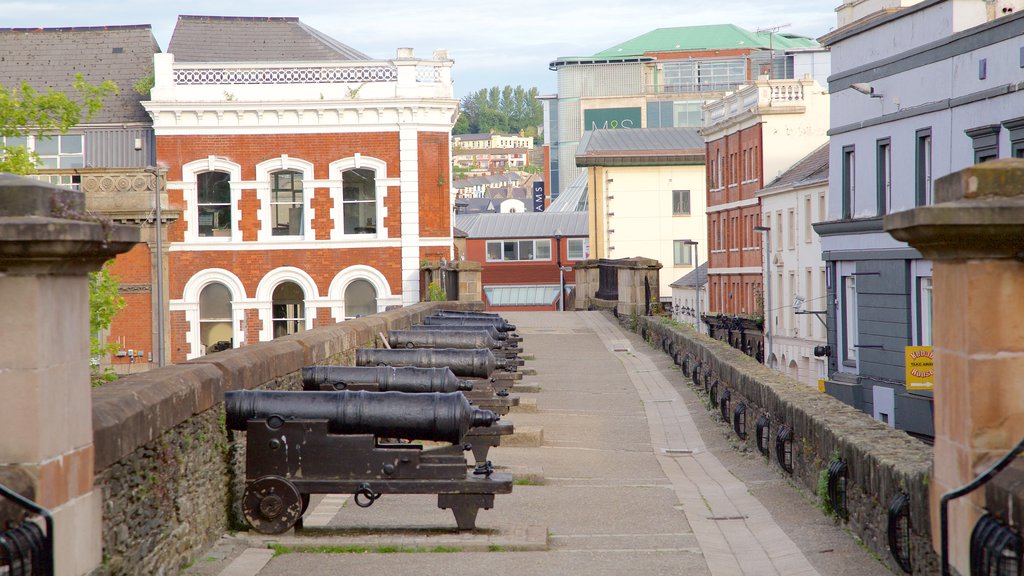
[
  {"left": 199, "top": 282, "right": 232, "bottom": 355},
  {"left": 966, "top": 124, "right": 1000, "bottom": 163},
  {"left": 787, "top": 208, "right": 796, "bottom": 250},
  {"left": 485, "top": 239, "right": 552, "bottom": 261},
  {"left": 197, "top": 171, "right": 232, "bottom": 238},
  {"left": 673, "top": 240, "right": 693, "bottom": 266},
  {"left": 662, "top": 59, "right": 746, "bottom": 92},
  {"left": 841, "top": 146, "right": 856, "bottom": 218},
  {"left": 271, "top": 282, "right": 305, "bottom": 337},
  {"left": 916, "top": 129, "right": 933, "bottom": 206},
  {"left": 876, "top": 138, "right": 891, "bottom": 216},
  {"left": 271, "top": 170, "right": 303, "bottom": 237},
  {"left": 4, "top": 134, "right": 85, "bottom": 169},
  {"left": 842, "top": 276, "right": 858, "bottom": 366},
  {"left": 342, "top": 169, "right": 377, "bottom": 234},
  {"left": 672, "top": 190, "right": 691, "bottom": 215},
  {"left": 345, "top": 279, "right": 377, "bottom": 319},
  {"left": 1003, "top": 117, "right": 1024, "bottom": 158},
  {"left": 567, "top": 238, "right": 589, "bottom": 260},
  {"left": 804, "top": 195, "right": 812, "bottom": 243},
  {"left": 918, "top": 277, "right": 933, "bottom": 346}
]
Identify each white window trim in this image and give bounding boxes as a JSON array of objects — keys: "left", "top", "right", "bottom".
[
  {"left": 326, "top": 264, "right": 399, "bottom": 322},
  {"left": 181, "top": 156, "right": 243, "bottom": 244},
  {"left": 910, "top": 260, "right": 934, "bottom": 347},
  {"left": 255, "top": 155, "right": 315, "bottom": 242},
  {"left": 567, "top": 238, "right": 589, "bottom": 260},
  {"left": 328, "top": 154, "right": 397, "bottom": 241},
  {"left": 254, "top": 267, "right": 320, "bottom": 342},
  {"left": 485, "top": 239, "right": 553, "bottom": 262},
  {"left": 171, "top": 268, "right": 247, "bottom": 360},
  {"left": 837, "top": 262, "right": 858, "bottom": 372}
]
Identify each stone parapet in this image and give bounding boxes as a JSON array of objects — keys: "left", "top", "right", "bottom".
[{"left": 634, "top": 315, "right": 938, "bottom": 575}]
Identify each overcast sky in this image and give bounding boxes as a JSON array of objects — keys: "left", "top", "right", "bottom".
[{"left": 2, "top": 0, "right": 838, "bottom": 98}]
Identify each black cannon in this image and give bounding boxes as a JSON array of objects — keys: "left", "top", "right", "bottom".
[
  {"left": 423, "top": 315, "right": 517, "bottom": 333},
  {"left": 302, "top": 365, "right": 473, "bottom": 393},
  {"left": 434, "top": 310, "right": 515, "bottom": 329},
  {"left": 226, "top": 389, "right": 512, "bottom": 534},
  {"left": 409, "top": 323, "right": 522, "bottom": 344},
  {"left": 301, "top": 366, "right": 516, "bottom": 462},
  {"left": 357, "top": 348, "right": 523, "bottom": 376},
  {"left": 387, "top": 330, "right": 522, "bottom": 357}
]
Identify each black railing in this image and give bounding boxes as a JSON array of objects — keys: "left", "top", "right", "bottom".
[{"left": 0, "top": 483, "right": 53, "bottom": 576}]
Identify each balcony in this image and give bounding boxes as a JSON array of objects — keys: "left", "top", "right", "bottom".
[
  {"left": 703, "top": 78, "right": 810, "bottom": 129},
  {"left": 31, "top": 167, "right": 172, "bottom": 223}
]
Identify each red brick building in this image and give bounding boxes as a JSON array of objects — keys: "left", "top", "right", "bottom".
[
  {"left": 455, "top": 212, "right": 588, "bottom": 311},
  {"left": 145, "top": 16, "right": 458, "bottom": 362}
]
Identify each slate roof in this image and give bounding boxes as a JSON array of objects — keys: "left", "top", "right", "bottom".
[
  {"left": 168, "top": 15, "right": 369, "bottom": 62},
  {"left": 455, "top": 211, "right": 588, "bottom": 239},
  {"left": 576, "top": 127, "right": 705, "bottom": 166},
  {"left": 670, "top": 262, "right": 709, "bottom": 289},
  {"left": 758, "top": 143, "right": 829, "bottom": 195},
  {"left": 452, "top": 173, "right": 521, "bottom": 189},
  {"left": 0, "top": 25, "right": 160, "bottom": 124},
  {"left": 594, "top": 24, "right": 820, "bottom": 58}
]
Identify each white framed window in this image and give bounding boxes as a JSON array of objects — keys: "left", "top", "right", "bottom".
[
  {"left": 197, "top": 171, "right": 232, "bottom": 238},
  {"left": 877, "top": 139, "right": 892, "bottom": 216},
  {"left": 256, "top": 156, "right": 314, "bottom": 241},
  {"left": 567, "top": 238, "right": 589, "bottom": 260},
  {"left": 199, "top": 282, "right": 233, "bottom": 355},
  {"left": 328, "top": 155, "right": 395, "bottom": 241},
  {"left": 270, "top": 171, "right": 304, "bottom": 237},
  {"left": 271, "top": 281, "right": 305, "bottom": 338},
  {"left": 485, "top": 239, "right": 552, "bottom": 262},
  {"left": 672, "top": 189, "right": 691, "bottom": 216},
  {"left": 173, "top": 268, "right": 247, "bottom": 360},
  {"left": 3, "top": 134, "right": 84, "bottom": 168},
  {"left": 344, "top": 279, "right": 378, "bottom": 319},
  {"left": 343, "top": 169, "right": 377, "bottom": 234},
  {"left": 842, "top": 274, "right": 858, "bottom": 368},
  {"left": 918, "top": 277, "right": 933, "bottom": 346},
  {"left": 673, "top": 240, "right": 693, "bottom": 266},
  {"left": 182, "top": 157, "right": 241, "bottom": 243}
]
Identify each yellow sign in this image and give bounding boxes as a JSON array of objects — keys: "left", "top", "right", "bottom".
[
  {"left": 905, "top": 346, "right": 934, "bottom": 391},
  {"left": 817, "top": 379, "right": 826, "bottom": 393}
]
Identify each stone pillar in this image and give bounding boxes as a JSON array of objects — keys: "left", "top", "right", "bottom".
[
  {"left": 453, "top": 260, "right": 482, "bottom": 303},
  {"left": 617, "top": 257, "right": 662, "bottom": 317},
  {"left": 571, "top": 259, "right": 599, "bottom": 310},
  {"left": 885, "top": 159, "right": 1024, "bottom": 575},
  {"left": 0, "top": 174, "right": 138, "bottom": 575}
]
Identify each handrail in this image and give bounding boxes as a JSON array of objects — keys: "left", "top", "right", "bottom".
[{"left": 940, "top": 436, "right": 1024, "bottom": 576}]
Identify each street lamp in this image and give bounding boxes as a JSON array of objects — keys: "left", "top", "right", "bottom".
[
  {"left": 554, "top": 229, "right": 564, "bottom": 311},
  {"left": 682, "top": 240, "right": 701, "bottom": 334},
  {"left": 753, "top": 225, "right": 772, "bottom": 368}
]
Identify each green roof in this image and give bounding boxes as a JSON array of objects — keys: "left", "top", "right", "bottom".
[{"left": 593, "top": 24, "right": 819, "bottom": 58}]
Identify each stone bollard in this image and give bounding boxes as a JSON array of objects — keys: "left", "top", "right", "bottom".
[
  {"left": 0, "top": 174, "right": 138, "bottom": 575},
  {"left": 885, "top": 158, "right": 1024, "bottom": 575}
]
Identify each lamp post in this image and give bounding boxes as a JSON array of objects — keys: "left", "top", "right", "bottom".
[
  {"left": 682, "top": 240, "right": 701, "bottom": 334},
  {"left": 554, "top": 230, "right": 564, "bottom": 311},
  {"left": 753, "top": 225, "right": 772, "bottom": 368}
]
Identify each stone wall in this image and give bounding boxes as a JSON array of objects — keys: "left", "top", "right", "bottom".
[
  {"left": 90, "top": 302, "right": 478, "bottom": 575},
  {"left": 633, "top": 315, "right": 938, "bottom": 576}
]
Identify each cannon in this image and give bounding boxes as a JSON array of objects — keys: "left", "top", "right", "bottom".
[
  {"left": 423, "top": 315, "right": 517, "bottom": 333},
  {"left": 226, "top": 390, "right": 512, "bottom": 534},
  {"left": 301, "top": 366, "right": 516, "bottom": 462},
  {"left": 434, "top": 310, "right": 514, "bottom": 329},
  {"left": 409, "top": 323, "right": 523, "bottom": 344},
  {"left": 302, "top": 365, "right": 473, "bottom": 393},
  {"left": 387, "top": 330, "right": 522, "bottom": 357},
  {"left": 357, "top": 347, "right": 523, "bottom": 376}
]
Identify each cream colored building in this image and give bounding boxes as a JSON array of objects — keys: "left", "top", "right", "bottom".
[
  {"left": 756, "top": 143, "right": 829, "bottom": 389},
  {"left": 576, "top": 127, "right": 707, "bottom": 302},
  {"left": 454, "top": 132, "right": 534, "bottom": 150}
]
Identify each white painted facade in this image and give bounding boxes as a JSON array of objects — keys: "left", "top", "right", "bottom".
[
  {"left": 599, "top": 165, "right": 708, "bottom": 299},
  {"left": 670, "top": 273, "right": 707, "bottom": 332},
  {"left": 758, "top": 180, "right": 829, "bottom": 389}
]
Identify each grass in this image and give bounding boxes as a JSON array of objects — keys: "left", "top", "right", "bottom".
[
  {"left": 269, "top": 544, "right": 463, "bottom": 556},
  {"left": 514, "top": 477, "right": 542, "bottom": 486}
]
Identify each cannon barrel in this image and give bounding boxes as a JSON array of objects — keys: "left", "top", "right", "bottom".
[
  {"left": 388, "top": 329, "right": 504, "bottom": 352},
  {"left": 423, "top": 315, "right": 516, "bottom": 333},
  {"left": 301, "top": 365, "right": 473, "bottom": 393},
  {"left": 357, "top": 347, "right": 521, "bottom": 377},
  {"left": 408, "top": 323, "right": 512, "bottom": 342},
  {"left": 434, "top": 311, "right": 517, "bottom": 331},
  {"left": 225, "top": 389, "right": 497, "bottom": 444}
]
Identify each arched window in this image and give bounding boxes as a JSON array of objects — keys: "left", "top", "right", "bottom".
[
  {"left": 199, "top": 282, "right": 233, "bottom": 354},
  {"left": 271, "top": 170, "right": 303, "bottom": 237},
  {"left": 272, "top": 282, "right": 305, "bottom": 337},
  {"left": 197, "top": 171, "right": 232, "bottom": 237},
  {"left": 342, "top": 169, "right": 377, "bottom": 234},
  {"left": 345, "top": 279, "right": 377, "bottom": 318}
]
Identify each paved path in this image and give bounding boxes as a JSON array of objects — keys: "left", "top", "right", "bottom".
[{"left": 189, "top": 311, "right": 892, "bottom": 576}]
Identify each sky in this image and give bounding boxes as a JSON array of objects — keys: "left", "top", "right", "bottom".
[{"left": 1, "top": 0, "right": 839, "bottom": 98}]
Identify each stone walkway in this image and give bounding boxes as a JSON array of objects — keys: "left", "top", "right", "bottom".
[{"left": 188, "top": 311, "right": 893, "bottom": 576}]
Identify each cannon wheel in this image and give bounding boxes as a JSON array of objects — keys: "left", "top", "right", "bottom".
[{"left": 242, "top": 475, "right": 303, "bottom": 535}]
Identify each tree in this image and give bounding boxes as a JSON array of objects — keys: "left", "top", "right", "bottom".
[
  {"left": 453, "top": 84, "right": 543, "bottom": 140},
  {"left": 89, "top": 262, "right": 126, "bottom": 385},
  {"left": 0, "top": 73, "right": 118, "bottom": 174}
]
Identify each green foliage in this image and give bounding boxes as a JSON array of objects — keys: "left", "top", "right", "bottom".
[
  {"left": 89, "top": 261, "right": 126, "bottom": 386},
  {"left": 426, "top": 281, "right": 447, "bottom": 302},
  {"left": 454, "top": 85, "right": 542, "bottom": 136},
  {"left": 0, "top": 73, "right": 118, "bottom": 174},
  {"left": 133, "top": 73, "right": 154, "bottom": 97},
  {"left": 818, "top": 467, "right": 834, "bottom": 517}
]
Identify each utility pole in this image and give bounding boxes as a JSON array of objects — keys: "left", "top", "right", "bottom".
[{"left": 756, "top": 23, "right": 791, "bottom": 79}]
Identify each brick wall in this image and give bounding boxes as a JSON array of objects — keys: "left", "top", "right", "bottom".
[
  {"left": 635, "top": 315, "right": 938, "bottom": 575},
  {"left": 106, "top": 243, "right": 154, "bottom": 367}
]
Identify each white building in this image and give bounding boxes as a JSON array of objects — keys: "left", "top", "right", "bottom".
[
  {"left": 816, "top": 0, "right": 1024, "bottom": 437},
  {"left": 670, "top": 263, "right": 708, "bottom": 331},
  {"left": 757, "top": 143, "right": 829, "bottom": 389}
]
